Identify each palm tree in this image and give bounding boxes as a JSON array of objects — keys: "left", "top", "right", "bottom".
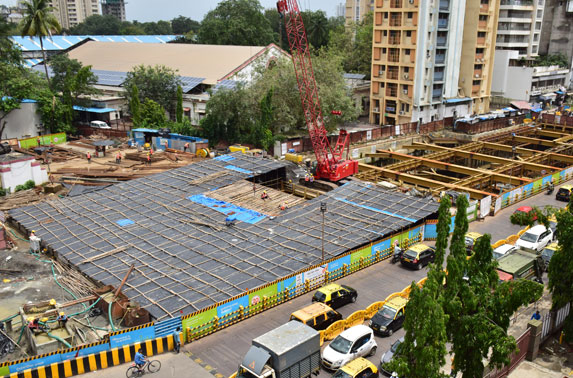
[{"left": 20, "top": 0, "right": 61, "bottom": 86}]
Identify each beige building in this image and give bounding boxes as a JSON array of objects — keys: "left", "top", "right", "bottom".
[
  {"left": 346, "top": 0, "right": 375, "bottom": 24},
  {"left": 48, "top": 0, "right": 99, "bottom": 29},
  {"left": 370, "top": 0, "right": 499, "bottom": 126},
  {"left": 101, "top": 0, "right": 126, "bottom": 22}
]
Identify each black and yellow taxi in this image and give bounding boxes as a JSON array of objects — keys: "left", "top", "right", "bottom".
[
  {"left": 289, "top": 302, "right": 342, "bottom": 331},
  {"left": 312, "top": 283, "right": 358, "bottom": 310},
  {"left": 556, "top": 184, "right": 573, "bottom": 202},
  {"left": 369, "top": 296, "right": 407, "bottom": 336},
  {"left": 400, "top": 243, "right": 436, "bottom": 270},
  {"left": 332, "top": 357, "right": 379, "bottom": 378},
  {"left": 465, "top": 232, "right": 483, "bottom": 255}
]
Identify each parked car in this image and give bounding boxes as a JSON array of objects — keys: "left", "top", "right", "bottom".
[
  {"left": 400, "top": 243, "right": 435, "bottom": 270},
  {"left": 464, "top": 232, "right": 483, "bottom": 255},
  {"left": 493, "top": 244, "right": 517, "bottom": 260},
  {"left": 321, "top": 325, "right": 377, "bottom": 371},
  {"left": 513, "top": 206, "right": 537, "bottom": 221},
  {"left": 515, "top": 225, "right": 553, "bottom": 253},
  {"left": 369, "top": 296, "right": 407, "bottom": 336},
  {"left": 312, "top": 283, "right": 357, "bottom": 310},
  {"left": 90, "top": 120, "right": 111, "bottom": 129},
  {"left": 541, "top": 242, "right": 558, "bottom": 271},
  {"left": 289, "top": 302, "right": 342, "bottom": 331},
  {"left": 380, "top": 337, "right": 404, "bottom": 376},
  {"left": 333, "top": 357, "right": 379, "bottom": 378},
  {"left": 556, "top": 185, "right": 573, "bottom": 202}
]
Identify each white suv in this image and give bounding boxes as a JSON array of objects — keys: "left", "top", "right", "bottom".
[
  {"left": 321, "top": 325, "right": 377, "bottom": 370},
  {"left": 515, "top": 225, "right": 553, "bottom": 253}
]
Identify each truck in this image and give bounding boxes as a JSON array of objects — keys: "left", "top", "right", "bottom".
[
  {"left": 236, "top": 321, "right": 321, "bottom": 378},
  {"left": 496, "top": 249, "right": 543, "bottom": 283}
]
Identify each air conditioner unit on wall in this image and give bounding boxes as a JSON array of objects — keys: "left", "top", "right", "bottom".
[{"left": 404, "top": 74, "right": 409, "bottom": 79}]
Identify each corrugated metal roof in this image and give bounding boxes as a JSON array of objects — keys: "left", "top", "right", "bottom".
[{"left": 10, "top": 35, "right": 177, "bottom": 52}]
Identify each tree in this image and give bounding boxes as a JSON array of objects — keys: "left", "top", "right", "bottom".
[
  {"left": 0, "top": 18, "right": 22, "bottom": 65},
  {"left": 250, "top": 88, "right": 275, "bottom": 151},
  {"left": 130, "top": 85, "right": 141, "bottom": 127},
  {"left": 176, "top": 85, "right": 183, "bottom": 124},
  {"left": 49, "top": 54, "right": 99, "bottom": 131},
  {"left": 19, "top": 0, "right": 61, "bottom": 86},
  {"left": 263, "top": 8, "right": 286, "bottom": 49},
  {"left": 328, "top": 13, "right": 373, "bottom": 76},
  {"left": 139, "top": 99, "right": 167, "bottom": 129},
  {"left": 171, "top": 16, "right": 200, "bottom": 35},
  {"left": 68, "top": 14, "right": 121, "bottom": 35},
  {"left": 143, "top": 20, "right": 172, "bottom": 35},
  {"left": 123, "top": 65, "right": 181, "bottom": 118},
  {"left": 302, "top": 10, "right": 330, "bottom": 49},
  {"left": 383, "top": 195, "right": 452, "bottom": 378},
  {"left": 548, "top": 208, "right": 573, "bottom": 342},
  {"left": 198, "top": 0, "right": 274, "bottom": 46},
  {"left": 444, "top": 196, "right": 543, "bottom": 378}
]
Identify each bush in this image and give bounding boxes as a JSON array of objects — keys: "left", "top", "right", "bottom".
[
  {"left": 510, "top": 211, "right": 536, "bottom": 227},
  {"left": 14, "top": 185, "right": 25, "bottom": 192},
  {"left": 0, "top": 188, "right": 6, "bottom": 197},
  {"left": 24, "top": 180, "right": 36, "bottom": 190}
]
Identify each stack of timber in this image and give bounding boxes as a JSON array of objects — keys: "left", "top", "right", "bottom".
[{"left": 0, "top": 188, "right": 43, "bottom": 211}]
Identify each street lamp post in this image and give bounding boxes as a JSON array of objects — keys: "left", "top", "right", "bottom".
[{"left": 320, "top": 202, "right": 327, "bottom": 262}]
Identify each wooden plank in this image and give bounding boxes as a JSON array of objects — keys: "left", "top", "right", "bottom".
[{"left": 79, "top": 247, "right": 127, "bottom": 265}]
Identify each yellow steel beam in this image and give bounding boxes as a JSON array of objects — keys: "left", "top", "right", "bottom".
[
  {"left": 408, "top": 142, "right": 559, "bottom": 171},
  {"left": 366, "top": 150, "right": 531, "bottom": 184},
  {"left": 524, "top": 129, "right": 570, "bottom": 138},
  {"left": 481, "top": 142, "right": 573, "bottom": 164},
  {"left": 358, "top": 163, "right": 498, "bottom": 199},
  {"left": 512, "top": 135, "right": 565, "bottom": 147}
]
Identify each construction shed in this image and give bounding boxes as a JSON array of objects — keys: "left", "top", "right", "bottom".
[{"left": 8, "top": 154, "right": 439, "bottom": 320}]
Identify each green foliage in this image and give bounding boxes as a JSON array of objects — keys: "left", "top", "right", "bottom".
[
  {"left": 68, "top": 14, "right": 121, "bottom": 34},
  {"left": 176, "top": 85, "right": 183, "bottom": 124},
  {"left": 533, "top": 53, "right": 568, "bottom": 68},
  {"left": 301, "top": 10, "right": 330, "bottom": 50},
  {"left": 24, "top": 180, "right": 36, "bottom": 189},
  {"left": 509, "top": 210, "right": 536, "bottom": 227},
  {"left": 0, "top": 187, "right": 6, "bottom": 197},
  {"left": 170, "top": 118, "right": 197, "bottom": 136},
  {"left": 123, "top": 65, "right": 181, "bottom": 118},
  {"left": 198, "top": 0, "right": 274, "bottom": 46},
  {"left": 143, "top": 20, "right": 172, "bottom": 35},
  {"left": 130, "top": 85, "right": 141, "bottom": 127},
  {"left": 328, "top": 13, "right": 373, "bottom": 76},
  {"left": 139, "top": 99, "right": 167, "bottom": 129},
  {"left": 171, "top": 16, "right": 201, "bottom": 35},
  {"left": 0, "top": 18, "right": 22, "bottom": 65},
  {"left": 548, "top": 209, "right": 573, "bottom": 340},
  {"left": 251, "top": 88, "right": 275, "bottom": 151},
  {"left": 14, "top": 185, "right": 25, "bottom": 192}
]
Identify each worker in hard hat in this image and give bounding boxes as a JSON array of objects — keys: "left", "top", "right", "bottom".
[
  {"left": 57, "top": 312, "right": 68, "bottom": 328},
  {"left": 29, "top": 230, "right": 41, "bottom": 254},
  {"left": 261, "top": 190, "right": 269, "bottom": 201}
]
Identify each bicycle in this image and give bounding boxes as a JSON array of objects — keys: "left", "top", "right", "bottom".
[{"left": 126, "top": 359, "right": 161, "bottom": 378}]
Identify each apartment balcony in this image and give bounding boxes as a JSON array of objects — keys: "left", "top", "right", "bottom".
[
  {"left": 390, "top": 0, "right": 402, "bottom": 8},
  {"left": 472, "top": 84, "right": 481, "bottom": 95},
  {"left": 386, "top": 89, "right": 398, "bottom": 98},
  {"left": 389, "top": 37, "right": 401, "bottom": 45},
  {"left": 500, "top": 0, "right": 534, "bottom": 10},
  {"left": 473, "top": 70, "right": 483, "bottom": 78},
  {"left": 434, "top": 72, "right": 444, "bottom": 81},
  {"left": 399, "top": 90, "right": 411, "bottom": 102},
  {"left": 385, "top": 104, "right": 397, "bottom": 113},
  {"left": 388, "top": 54, "right": 400, "bottom": 63},
  {"left": 498, "top": 17, "right": 533, "bottom": 23},
  {"left": 439, "top": 0, "right": 450, "bottom": 11},
  {"left": 387, "top": 71, "right": 399, "bottom": 80},
  {"left": 480, "top": 4, "right": 489, "bottom": 13},
  {"left": 476, "top": 37, "right": 486, "bottom": 46},
  {"left": 496, "top": 41, "right": 529, "bottom": 48},
  {"left": 437, "top": 36, "right": 447, "bottom": 46},
  {"left": 475, "top": 53, "right": 485, "bottom": 62},
  {"left": 435, "top": 54, "right": 446, "bottom": 64},
  {"left": 478, "top": 20, "right": 488, "bottom": 29},
  {"left": 497, "top": 29, "right": 532, "bottom": 35},
  {"left": 390, "top": 15, "right": 402, "bottom": 27},
  {"left": 438, "top": 18, "right": 449, "bottom": 29}
]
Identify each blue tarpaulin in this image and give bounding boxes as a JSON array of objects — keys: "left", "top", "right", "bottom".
[
  {"left": 214, "top": 155, "right": 236, "bottom": 162},
  {"left": 116, "top": 219, "right": 135, "bottom": 226},
  {"left": 224, "top": 165, "right": 252, "bottom": 175},
  {"left": 188, "top": 195, "right": 266, "bottom": 224},
  {"left": 73, "top": 105, "right": 117, "bottom": 113},
  {"left": 334, "top": 197, "right": 416, "bottom": 222}
]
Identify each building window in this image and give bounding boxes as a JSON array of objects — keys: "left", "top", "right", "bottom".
[
  {"left": 535, "top": 22, "right": 541, "bottom": 30},
  {"left": 384, "top": 30, "right": 388, "bottom": 36},
  {"left": 405, "top": 49, "right": 410, "bottom": 55},
  {"left": 404, "top": 67, "right": 409, "bottom": 73},
  {"left": 382, "top": 48, "right": 387, "bottom": 53},
  {"left": 480, "top": 0, "right": 488, "bottom": 4},
  {"left": 384, "top": 12, "right": 388, "bottom": 18},
  {"left": 406, "top": 31, "right": 412, "bottom": 37},
  {"left": 407, "top": 12, "right": 413, "bottom": 19}
]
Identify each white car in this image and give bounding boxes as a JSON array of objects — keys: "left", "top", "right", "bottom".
[
  {"left": 493, "top": 244, "right": 517, "bottom": 260},
  {"left": 90, "top": 120, "right": 111, "bottom": 129},
  {"left": 321, "top": 325, "right": 377, "bottom": 370},
  {"left": 515, "top": 225, "right": 553, "bottom": 253}
]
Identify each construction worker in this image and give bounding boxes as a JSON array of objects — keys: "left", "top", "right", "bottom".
[
  {"left": 183, "top": 142, "right": 190, "bottom": 153},
  {"left": 146, "top": 153, "right": 151, "bottom": 166},
  {"left": 115, "top": 151, "right": 122, "bottom": 164},
  {"left": 86, "top": 151, "right": 91, "bottom": 164},
  {"left": 29, "top": 230, "right": 41, "bottom": 253},
  {"left": 57, "top": 312, "right": 68, "bottom": 328},
  {"left": 261, "top": 191, "right": 269, "bottom": 201},
  {"left": 305, "top": 174, "right": 310, "bottom": 186},
  {"left": 280, "top": 202, "right": 288, "bottom": 211},
  {"left": 36, "top": 136, "right": 41, "bottom": 146},
  {"left": 173, "top": 327, "right": 181, "bottom": 353},
  {"left": 309, "top": 174, "right": 314, "bottom": 183}
]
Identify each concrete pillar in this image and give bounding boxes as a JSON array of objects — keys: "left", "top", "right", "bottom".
[{"left": 526, "top": 319, "right": 543, "bottom": 361}]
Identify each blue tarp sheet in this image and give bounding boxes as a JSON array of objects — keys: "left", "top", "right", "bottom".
[
  {"left": 214, "top": 155, "right": 236, "bottom": 162},
  {"left": 116, "top": 219, "right": 135, "bottom": 226},
  {"left": 334, "top": 197, "right": 416, "bottom": 222},
  {"left": 188, "top": 195, "right": 266, "bottom": 224},
  {"left": 73, "top": 105, "right": 117, "bottom": 113},
  {"left": 224, "top": 165, "right": 252, "bottom": 174}
]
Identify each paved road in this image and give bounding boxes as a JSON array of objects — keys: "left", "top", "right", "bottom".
[{"left": 114, "top": 184, "right": 570, "bottom": 378}]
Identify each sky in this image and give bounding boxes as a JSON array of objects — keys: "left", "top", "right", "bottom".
[{"left": 0, "top": 0, "right": 342, "bottom": 23}]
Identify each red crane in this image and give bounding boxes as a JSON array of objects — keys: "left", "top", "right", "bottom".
[{"left": 277, "top": 0, "right": 358, "bottom": 181}]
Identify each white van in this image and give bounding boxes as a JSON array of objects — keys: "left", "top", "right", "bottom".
[
  {"left": 90, "top": 120, "right": 111, "bottom": 129},
  {"left": 515, "top": 225, "right": 553, "bottom": 253},
  {"left": 321, "top": 325, "right": 377, "bottom": 370}
]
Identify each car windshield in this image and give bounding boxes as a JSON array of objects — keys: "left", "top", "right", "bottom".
[
  {"left": 332, "top": 370, "right": 353, "bottom": 378},
  {"left": 492, "top": 252, "right": 504, "bottom": 260},
  {"left": 313, "top": 292, "right": 326, "bottom": 302},
  {"left": 378, "top": 306, "right": 397, "bottom": 319},
  {"left": 391, "top": 339, "right": 403, "bottom": 353},
  {"left": 541, "top": 248, "right": 555, "bottom": 259},
  {"left": 520, "top": 232, "right": 539, "bottom": 243},
  {"left": 329, "top": 335, "right": 353, "bottom": 354},
  {"left": 290, "top": 315, "right": 301, "bottom": 322},
  {"left": 403, "top": 249, "right": 418, "bottom": 259},
  {"left": 558, "top": 188, "right": 570, "bottom": 195},
  {"left": 465, "top": 237, "right": 474, "bottom": 246}
]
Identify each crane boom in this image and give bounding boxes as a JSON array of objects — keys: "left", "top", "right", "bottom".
[{"left": 277, "top": 0, "right": 358, "bottom": 181}]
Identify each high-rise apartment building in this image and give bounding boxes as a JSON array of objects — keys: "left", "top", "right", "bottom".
[
  {"left": 496, "top": 0, "right": 544, "bottom": 57},
  {"left": 101, "top": 0, "right": 126, "bottom": 22},
  {"left": 540, "top": 0, "right": 573, "bottom": 61},
  {"left": 370, "top": 0, "right": 498, "bottom": 126},
  {"left": 346, "top": 0, "right": 375, "bottom": 24},
  {"left": 48, "top": 0, "right": 99, "bottom": 29}
]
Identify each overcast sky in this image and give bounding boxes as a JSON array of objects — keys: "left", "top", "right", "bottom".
[{"left": 0, "top": 0, "right": 342, "bottom": 23}]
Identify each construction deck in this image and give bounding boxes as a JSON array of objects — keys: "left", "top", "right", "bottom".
[{"left": 9, "top": 154, "right": 438, "bottom": 320}]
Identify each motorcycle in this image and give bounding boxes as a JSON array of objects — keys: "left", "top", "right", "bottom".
[
  {"left": 546, "top": 184, "right": 554, "bottom": 195},
  {"left": 391, "top": 248, "right": 403, "bottom": 264}
]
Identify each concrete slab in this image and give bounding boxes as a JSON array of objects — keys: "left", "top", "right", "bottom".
[{"left": 508, "top": 360, "right": 562, "bottom": 378}]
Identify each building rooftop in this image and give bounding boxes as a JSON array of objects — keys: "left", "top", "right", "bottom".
[
  {"left": 66, "top": 41, "right": 279, "bottom": 85},
  {"left": 9, "top": 154, "right": 438, "bottom": 320}
]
